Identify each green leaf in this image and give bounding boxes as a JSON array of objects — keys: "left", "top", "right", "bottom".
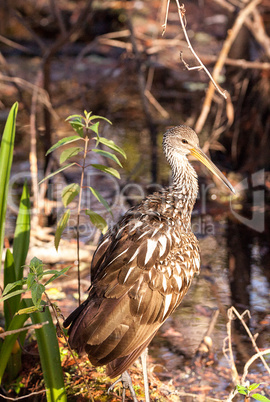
[
  {"left": 89, "top": 187, "right": 112, "bottom": 215},
  {"left": 13, "top": 181, "right": 31, "bottom": 281},
  {"left": 68, "top": 119, "right": 84, "bottom": 137},
  {"left": 0, "top": 102, "right": 18, "bottom": 266},
  {"left": 31, "top": 282, "right": 45, "bottom": 307},
  {"left": 2, "top": 279, "right": 26, "bottom": 297},
  {"left": 55, "top": 210, "right": 70, "bottom": 251},
  {"left": 3, "top": 250, "right": 16, "bottom": 328},
  {"left": 24, "top": 299, "right": 67, "bottom": 401},
  {"left": 60, "top": 146, "right": 82, "bottom": 164},
  {"left": 236, "top": 385, "right": 248, "bottom": 395},
  {"left": 89, "top": 121, "right": 99, "bottom": 135},
  {"left": 44, "top": 266, "right": 71, "bottom": 286},
  {"left": 89, "top": 115, "right": 112, "bottom": 125},
  {"left": 46, "top": 135, "right": 82, "bottom": 155},
  {"left": 66, "top": 114, "right": 84, "bottom": 121},
  {"left": 61, "top": 183, "right": 80, "bottom": 207},
  {"left": 249, "top": 384, "right": 261, "bottom": 391},
  {"left": 91, "top": 164, "right": 120, "bottom": 179},
  {"left": 92, "top": 148, "right": 123, "bottom": 167},
  {"left": 26, "top": 272, "right": 35, "bottom": 289},
  {"left": 85, "top": 209, "right": 108, "bottom": 234},
  {"left": 0, "top": 289, "right": 26, "bottom": 303},
  {"left": 29, "top": 257, "right": 43, "bottom": 269},
  {"left": 17, "top": 305, "right": 43, "bottom": 315},
  {"left": 96, "top": 136, "right": 126, "bottom": 159},
  {"left": 252, "top": 394, "right": 270, "bottom": 402},
  {"left": 38, "top": 163, "right": 76, "bottom": 184}
]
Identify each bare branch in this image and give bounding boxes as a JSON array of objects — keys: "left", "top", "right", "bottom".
[
  {"left": 176, "top": 1, "right": 227, "bottom": 99},
  {"left": 195, "top": 0, "right": 261, "bottom": 133},
  {"left": 161, "top": 0, "right": 171, "bottom": 36},
  {"left": 0, "top": 322, "right": 49, "bottom": 339},
  {"left": 242, "top": 349, "right": 270, "bottom": 384},
  {"left": 231, "top": 307, "right": 270, "bottom": 376},
  {"left": 0, "top": 390, "right": 46, "bottom": 400}
]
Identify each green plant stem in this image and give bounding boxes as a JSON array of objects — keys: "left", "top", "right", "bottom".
[{"left": 76, "top": 135, "right": 89, "bottom": 304}]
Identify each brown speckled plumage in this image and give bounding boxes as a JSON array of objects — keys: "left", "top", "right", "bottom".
[{"left": 63, "top": 125, "right": 234, "bottom": 378}]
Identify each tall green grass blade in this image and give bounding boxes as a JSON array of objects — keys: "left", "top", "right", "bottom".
[
  {"left": 3, "top": 250, "right": 16, "bottom": 328},
  {"left": 0, "top": 102, "right": 18, "bottom": 271},
  {"left": 0, "top": 302, "right": 28, "bottom": 384},
  {"left": 25, "top": 299, "right": 67, "bottom": 401},
  {"left": 13, "top": 181, "right": 31, "bottom": 281}
]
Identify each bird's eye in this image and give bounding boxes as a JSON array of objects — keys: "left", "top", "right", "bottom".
[{"left": 182, "top": 139, "right": 188, "bottom": 144}]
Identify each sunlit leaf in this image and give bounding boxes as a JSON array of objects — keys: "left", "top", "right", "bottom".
[
  {"left": 249, "top": 384, "right": 261, "bottom": 391},
  {"left": 60, "top": 147, "right": 82, "bottom": 164},
  {"left": 91, "top": 164, "right": 120, "bottom": 179},
  {"left": 2, "top": 279, "right": 26, "bottom": 297},
  {"left": 85, "top": 209, "right": 108, "bottom": 234},
  {"left": 89, "top": 115, "right": 112, "bottom": 125},
  {"left": 0, "top": 289, "right": 26, "bottom": 303},
  {"left": 236, "top": 385, "right": 248, "bottom": 395},
  {"left": 89, "top": 121, "right": 99, "bottom": 135},
  {"left": 17, "top": 305, "right": 43, "bottom": 315},
  {"left": 61, "top": 183, "right": 80, "bottom": 207},
  {"left": 96, "top": 136, "right": 126, "bottom": 159},
  {"left": 38, "top": 163, "right": 76, "bottom": 184},
  {"left": 0, "top": 102, "right": 18, "bottom": 267},
  {"left": 13, "top": 181, "right": 31, "bottom": 281},
  {"left": 92, "top": 149, "right": 123, "bottom": 167},
  {"left": 66, "top": 114, "right": 84, "bottom": 121},
  {"left": 46, "top": 136, "right": 82, "bottom": 155},
  {"left": 89, "top": 187, "right": 112, "bottom": 215},
  {"left": 252, "top": 394, "right": 270, "bottom": 402},
  {"left": 55, "top": 210, "right": 70, "bottom": 251}
]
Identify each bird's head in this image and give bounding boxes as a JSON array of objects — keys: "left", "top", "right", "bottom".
[{"left": 163, "top": 125, "right": 235, "bottom": 194}]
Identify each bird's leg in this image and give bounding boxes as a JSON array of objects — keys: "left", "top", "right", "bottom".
[
  {"left": 108, "top": 370, "right": 138, "bottom": 402},
  {"left": 141, "top": 348, "right": 150, "bottom": 402}
]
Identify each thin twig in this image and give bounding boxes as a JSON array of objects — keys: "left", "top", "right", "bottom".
[
  {"left": 76, "top": 136, "right": 89, "bottom": 301},
  {"left": 0, "top": 390, "right": 46, "bottom": 400},
  {"left": 0, "top": 322, "right": 49, "bottom": 338},
  {"left": 242, "top": 349, "right": 270, "bottom": 384},
  {"left": 195, "top": 0, "right": 261, "bottom": 133},
  {"left": 161, "top": 0, "right": 171, "bottom": 35},
  {"left": 245, "top": 8, "right": 270, "bottom": 59},
  {"left": 0, "top": 35, "right": 33, "bottom": 54},
  {"left": 223, "top": 308, "right": 240, "bottom": 384},
  {"left": 231, "top": 307, "right": 270, "bottom": 376},
  {"left": 144, "top": 89, "right": 169, "bottom": 119},
  {"left": 176, "top": 1, "right": 227, "bottom": 99}
]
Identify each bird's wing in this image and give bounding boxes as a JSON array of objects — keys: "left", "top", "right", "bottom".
[{"left": 66, "top": 210, "right": 200, "bottom": 370}]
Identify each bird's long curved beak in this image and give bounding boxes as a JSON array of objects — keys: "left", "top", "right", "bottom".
[{"left": 190, "top": 147, "right": 235, "bottom": 194}]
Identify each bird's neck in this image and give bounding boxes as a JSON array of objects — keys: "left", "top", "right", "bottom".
[{"left": 170, "top": 157, "right": 198, "bottom": 230}]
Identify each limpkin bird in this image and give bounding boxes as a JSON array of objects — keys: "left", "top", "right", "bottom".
[{"left": 63, "top": 126, "right": 235, "bottom": 400}]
